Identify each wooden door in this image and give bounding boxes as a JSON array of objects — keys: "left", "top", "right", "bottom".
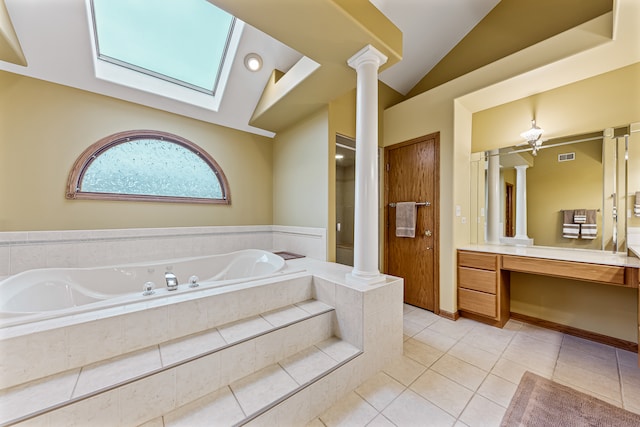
[
  {"left": 385, "top": 133, "right": 439, "bottom": 312},
  {"left": 505, "top": 183, "right": 514, "bottom": 237}
]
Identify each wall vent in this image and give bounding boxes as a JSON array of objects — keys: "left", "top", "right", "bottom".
[{"left": 558, "top": 152, "right": 575, "bottom": 162}]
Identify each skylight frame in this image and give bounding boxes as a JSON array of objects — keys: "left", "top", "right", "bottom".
[{"left": 89, "top": 0, "right": 237, "bottom": 97}]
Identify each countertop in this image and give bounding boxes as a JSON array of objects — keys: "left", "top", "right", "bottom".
[{"left": 459, "top": 244, "right": 640, "bottom": 268}]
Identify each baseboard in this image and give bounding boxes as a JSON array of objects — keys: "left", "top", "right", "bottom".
[
  {"left": 510, "top": 312, "right": 638, "bottom": 353},
  {"left": 458, "top": 311, "right": 507, "bottom": 328},
  {"left": 439, "top": 309, "right": 459, "bottom": 321}
]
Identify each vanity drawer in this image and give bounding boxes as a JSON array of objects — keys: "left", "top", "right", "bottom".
[
  {"left": 458, "top": 267, "right": 497, "bottom": 294},
  {"left": 501, "top": 255, "right": 626, "bottom": 286},
  {"left": 458, "top": 251, "right": 498, "bottom": 271},
  {"left": 458, "top": 288, "right": 497, "bottom": 318}
]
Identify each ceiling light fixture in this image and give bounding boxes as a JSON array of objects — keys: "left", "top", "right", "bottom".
[
  {"left": 520, "top": 119, "right": 544, "bottom": 156},
  {"left": 335, "top": 154, "right": 344, "bottom": 160},
  {"left": 244, "top": 53, "right": 262, "bottom": 72}
]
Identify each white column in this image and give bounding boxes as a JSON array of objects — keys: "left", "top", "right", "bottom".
[
  {"left": 486, "top": 149, "right": 500, "bottom": 243},
  {"left": 514, "top": 165, "right": 530, "bottom": 240},
  {"left": 347, "top": 45, "right": 387, "bottom": 284}
]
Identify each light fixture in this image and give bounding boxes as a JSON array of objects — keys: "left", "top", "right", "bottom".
[
  {"left": 244, "top": 53, "right": 262, "bottom": 72},
  {"left": 520, "top": 119, "right": 544, "bottom": 156},
  {"left": 335, "top": 154, "right": 344, "bottom": 160}
]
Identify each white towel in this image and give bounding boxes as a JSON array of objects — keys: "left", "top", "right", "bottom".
[
  {"left": 563, "top": 224, "right": 580, "bottom": 239},
  {"left": 562, "top": 210, "right": 579, "bottom": 239},
  {"left": 573, "top": 209, "right": 586, "bottom": 224},
  {"left": 581, "top": 224, "right": 597, "bottom": 239},
  {"left": 395, "top": 202, "right": 416, "bottom": 238},
  {"left": 580, "top": 209, "right": 598, "bottom": 239}
]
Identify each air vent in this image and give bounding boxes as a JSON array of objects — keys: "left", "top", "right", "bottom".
[{"left": 558, "top": 152, "right": 575, "bottom": 162}]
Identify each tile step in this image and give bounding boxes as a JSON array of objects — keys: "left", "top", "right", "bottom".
[
  {"left": 0, "top": 300, "right": 336, "bottom": 426},
  {"left": 0, "top": 272, "right": 315, "bottom": 391},
  {"left": 160, "top": 337, "right": 362, "bottom": 427}
]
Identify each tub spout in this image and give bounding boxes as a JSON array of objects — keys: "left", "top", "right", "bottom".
[{"left": 165, "top": 272, "right": 179, "bottom": 291}]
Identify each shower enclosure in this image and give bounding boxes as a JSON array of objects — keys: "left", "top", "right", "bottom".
[{"left": 335, "top": 135, "right": 356, "bottom": 266}]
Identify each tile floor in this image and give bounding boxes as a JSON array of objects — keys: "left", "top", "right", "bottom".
[{"left": 311, "top": 304, "right": 640, "bottom": 427}]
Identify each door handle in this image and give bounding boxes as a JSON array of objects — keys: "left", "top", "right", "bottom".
[{"left": 424, "top": 230, "right": 432, "bottom": 237}]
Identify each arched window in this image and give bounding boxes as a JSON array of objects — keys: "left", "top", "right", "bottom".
[{"left": 66, "top": 130, "right": 230, "bottom": 204}]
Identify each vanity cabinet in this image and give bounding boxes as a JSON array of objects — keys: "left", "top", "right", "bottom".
[
  {"left": 457, "top": 250, "right": 510, "bottom": 327},
  {"left": 457, "top": 247, "right": 639, "bottom": 365}
]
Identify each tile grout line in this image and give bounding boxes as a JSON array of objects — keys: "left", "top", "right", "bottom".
[
  {"left": 448, "top": 321, "right": 516, "bottom": 424},
  {"left": 461, "top": 319, "right": 525, "bottom": 418},
  {"left": 551, "top": 333, "right": 567, "bottom": 382},
  {"left": 229, "top": 385, "right": 250, "bottom": 419},
  {"left": 615, "top": 347, "right": 626, "bottom": 409},
  {"left": 366, "top": 326, "right": 444, "bottom": 422},
  {"left": 380, "top": 318, "right": 494, "bottom": 424},
  {"left": 423, "top": 318, "right": 523, "bottom": 423}
]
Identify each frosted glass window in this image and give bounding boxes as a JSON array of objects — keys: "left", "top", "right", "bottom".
[{"left": 67, "top": 131, "right": 230, "bottom": 204}]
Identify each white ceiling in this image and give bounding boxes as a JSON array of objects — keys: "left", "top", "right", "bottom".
[
  {"left": 370, "top": 0, "right": 500, "bottom": 95},
  {"left": 0, "top": 0, "right": 499, "bottom": 136}
]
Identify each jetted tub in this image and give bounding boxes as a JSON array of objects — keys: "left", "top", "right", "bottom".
[{"left": 0, "top": 249, "right": 286, "bottom": 325}]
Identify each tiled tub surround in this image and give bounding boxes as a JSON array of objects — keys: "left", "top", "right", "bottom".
[
  {"left": 0, "top": 249, "right": 290, "bottom": 328},
  {"left": 0, "top": 225, "right": 327, "bottom": 278},
  {"left": 0, "top": 260, "right": 403, "bottom": 426}
]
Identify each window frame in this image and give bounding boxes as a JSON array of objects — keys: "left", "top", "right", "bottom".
[
  {"left": 66, "top": 130, "right": 231, "bottom": 204},
  {"left": 90, "top": 0, "right": 236, "bottom": 96}
]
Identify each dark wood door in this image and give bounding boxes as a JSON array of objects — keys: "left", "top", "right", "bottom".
[
  {"left": 385, "top": 133, "right": 439, "bottom": 312},
  {"left": 505, "top": 183, "right": 514, "bottom": 237}
]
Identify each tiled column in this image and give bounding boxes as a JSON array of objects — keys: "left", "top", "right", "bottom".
[
  {"left": 347, "top": 45, "right": 387, "bottom": 284},
  {"left": 486, "top": 149, "right": 500, "bottom": 243}
]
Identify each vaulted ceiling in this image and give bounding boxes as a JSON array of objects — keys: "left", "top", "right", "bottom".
[{"left": 0, "top": 0, "right": 616, "bottom": 136}]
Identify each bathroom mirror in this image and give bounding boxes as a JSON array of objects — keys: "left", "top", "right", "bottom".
[{"left": 470, "top": 124, "right": 639, "bottom": 253}]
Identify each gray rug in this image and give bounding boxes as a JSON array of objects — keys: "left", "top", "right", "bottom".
[{"left": 501, "top": 371, "right": 640, "bottom": 426}]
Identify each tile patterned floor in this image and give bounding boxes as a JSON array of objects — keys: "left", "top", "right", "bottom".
[{"left": 311, "top": 304, "right": 640, "bottom": 427}]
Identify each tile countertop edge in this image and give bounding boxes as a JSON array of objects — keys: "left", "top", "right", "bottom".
[{"left": 459, "top": 244, "right": 640, "bottom": 268}]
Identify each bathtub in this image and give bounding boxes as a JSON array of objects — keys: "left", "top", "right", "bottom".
[{"left": 0, "top": 249, "right": 287, "bottom": 326}]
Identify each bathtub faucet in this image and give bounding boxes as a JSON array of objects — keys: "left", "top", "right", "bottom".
[{"left": 165, "top": 271, "right": 179, "bottom": 291}]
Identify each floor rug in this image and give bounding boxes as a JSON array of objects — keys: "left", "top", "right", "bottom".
[{"left": 501, "top": 371, "right": 640, "bottom": 426}]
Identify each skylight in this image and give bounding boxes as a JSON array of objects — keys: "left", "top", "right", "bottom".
[{"left": 91, "top": 0, "right": 235, "bottom": 95}]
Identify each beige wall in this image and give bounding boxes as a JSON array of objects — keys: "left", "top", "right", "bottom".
[
  {"left": 471, "top": 63, "right": 640, "bottom": 152},
  {"left": 384, "top": 49, "right": 639, "bottom": 336},
  {"left": 511, "top": 273, "right": 638, "bottom": 342},
  {"left": 0, "top": 72, "right": 273, "bottom": 231},
  {"left": 527, "top": 140, "right": 603, "bottom": 248},
  {"left": 273, "top": 108, "right": 329, "bottom": 232}
]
